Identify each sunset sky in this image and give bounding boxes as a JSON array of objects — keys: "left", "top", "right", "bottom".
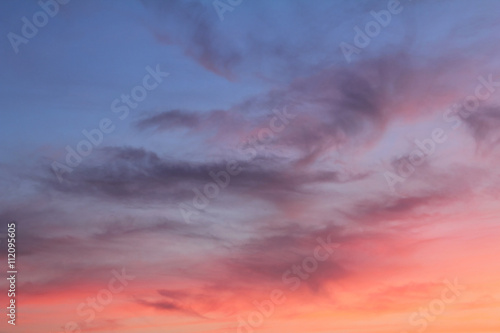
[{"left": 1, "top": 0, "right": 500, "bottom": 332}]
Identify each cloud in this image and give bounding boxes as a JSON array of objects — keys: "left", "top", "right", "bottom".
[
  {"left": 38, "top": 146, "right": 365, "bottom": 213},
  {"left": 140, "top": 0, "right": 242, "bottom": 79},
  {"left": 134, "top": 51, "right": 486, "bottom": 172},
  {"left": 463, "top": 105, "right": 500, "bottom": 154}
]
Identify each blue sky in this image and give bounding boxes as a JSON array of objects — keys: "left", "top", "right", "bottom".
[{"left": 2, "top": 1, "right": 500, "bottom": 332}]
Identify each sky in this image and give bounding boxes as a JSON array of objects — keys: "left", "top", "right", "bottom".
[{"left": 1, "top": 0, "right": 500, "bottom": 332}]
